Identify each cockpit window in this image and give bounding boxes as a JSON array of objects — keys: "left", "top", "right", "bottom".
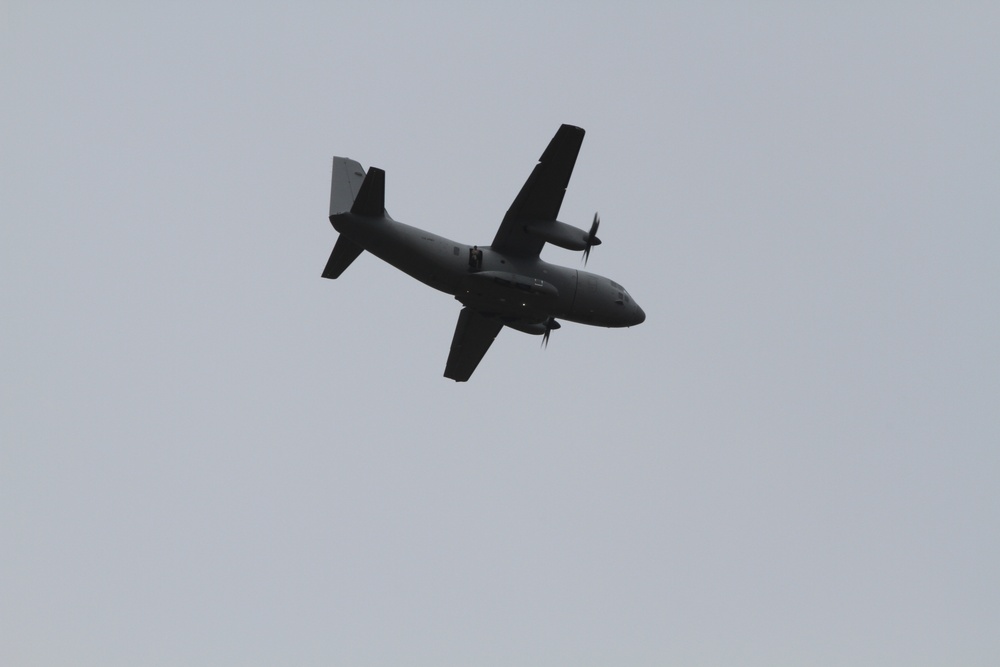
[{"left": 610, "top": 280, "right": 630, "bottom": 305}]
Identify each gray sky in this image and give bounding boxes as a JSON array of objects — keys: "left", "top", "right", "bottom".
[{"left": 3, "top": 3, "right": 998, "bottom": 665}]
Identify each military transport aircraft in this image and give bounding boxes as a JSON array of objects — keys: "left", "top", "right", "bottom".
[{"left": 322, "top": 124, "right": 645, "bottom": 381}]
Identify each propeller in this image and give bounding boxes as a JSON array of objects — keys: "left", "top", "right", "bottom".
[
  {"left": 541, "top": 318, "right": 561, "bottom": 348},
  {"left": 583, "top": 212, "right": 601, "bottom": 265}
]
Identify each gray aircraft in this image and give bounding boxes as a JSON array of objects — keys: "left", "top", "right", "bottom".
[{"left": 322, "top": 124, "right": 645, "bottom": 381}]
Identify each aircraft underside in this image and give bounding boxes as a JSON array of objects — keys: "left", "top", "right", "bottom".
[{"left": 322, "top": 124, "right": 644, "bottom": 381}]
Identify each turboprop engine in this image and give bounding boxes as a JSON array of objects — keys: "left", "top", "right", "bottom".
[
  {"left": 524, "top": 213, "right": 601, "bottom": 264},
  {"left": 501, "top": 317, "right": 562, "bottom": 348}
]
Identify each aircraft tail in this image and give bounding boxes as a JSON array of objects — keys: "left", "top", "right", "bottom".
[
  {"left": 329, "top": 157, "right": 366, "bottom": 216},
  {"left": 322, "top": 235, "right": 364, "bottom": 279},
  {"left": 324, "top": 158, "right": 388, "bottom": 279},
  {"left": 349, "top": 167, "right": 385, "bottom": 217},
  {"left": 329, "top": 157, "right": 387, "bottom": 218}
]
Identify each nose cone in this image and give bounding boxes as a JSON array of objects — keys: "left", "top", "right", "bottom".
[{"left": 632, "top": 302, "right": 646, "bottom": 326}]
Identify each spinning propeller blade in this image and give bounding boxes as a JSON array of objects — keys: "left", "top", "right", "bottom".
[
  {"left": 583, "top": 212, "right": 600, "bottom": 265},
  {"left": 541, "top": 318, "right": 561, "bottom": 348}
]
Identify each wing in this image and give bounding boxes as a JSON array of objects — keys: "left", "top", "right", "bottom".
[
  {"left": 490, "top": 124, "right": 585, "bottom": 257},
  {"left": 444, "top": 308, "right": 504, "bottom": 382}
]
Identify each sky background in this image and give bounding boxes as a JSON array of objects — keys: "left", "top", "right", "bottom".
[{"left": 2, "top": 3, "right": 999, "bottom": 665}]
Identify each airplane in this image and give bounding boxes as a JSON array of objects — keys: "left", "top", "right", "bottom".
[{"left": 321, "top": 124, "right": 645, "bottom": 381}]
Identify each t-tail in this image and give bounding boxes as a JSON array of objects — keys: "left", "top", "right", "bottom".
[{"left": 322, "top": 157, "right": 385, "bottom": 279}]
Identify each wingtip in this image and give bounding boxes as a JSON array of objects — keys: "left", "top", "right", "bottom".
[{"left": 540, "top": 125, "right": 586, "bottom": 164}]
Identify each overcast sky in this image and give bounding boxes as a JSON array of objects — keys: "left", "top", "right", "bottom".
[{"left": 3, "top": 3, "right": 998, "bottom": 665}]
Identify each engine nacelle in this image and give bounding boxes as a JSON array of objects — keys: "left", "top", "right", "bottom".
[
  {"left": 502, "top": 318, "right": 561, "bottom": 336},
  {"left": 524, "top": 220, "right": 600, "bottom": 251}
]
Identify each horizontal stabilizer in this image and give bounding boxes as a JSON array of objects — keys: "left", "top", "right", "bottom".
[
  {"left": 330, "top": 157, "right": 366, "bottom": 216},
  {"left": 321, "top": 235, "right": 364, "bottom": 279},
  {"left": 350, "top": 167, "right": 386, "bottom": 218}
]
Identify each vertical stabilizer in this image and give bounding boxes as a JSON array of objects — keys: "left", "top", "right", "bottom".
[
  {"left": 349, "top": 167, "right": 386, "bottom": 218},
  {"left": 324, "top": 157, "right": 370, "bottom": 279}
]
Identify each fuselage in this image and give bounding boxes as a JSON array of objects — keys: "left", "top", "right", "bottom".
[{"left": 330, "top": 212, "right": 645, "bottom": 330}]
